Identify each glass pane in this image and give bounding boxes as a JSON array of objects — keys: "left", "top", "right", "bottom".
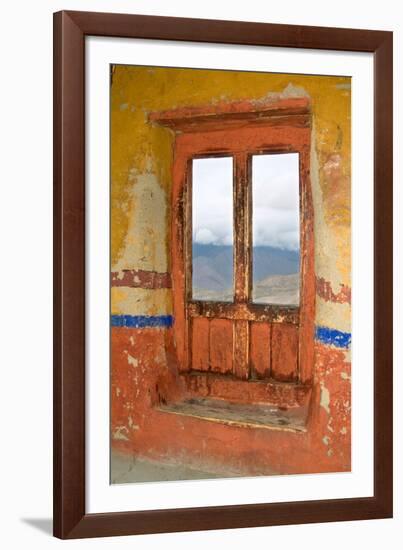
[
  {"left": 192, "top": 157, "right": 233, "bottom": 301},
  {"left": 252, "top": 153, "right": 300, "bottom": 305}
]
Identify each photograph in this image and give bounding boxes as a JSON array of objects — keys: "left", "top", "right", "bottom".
[{"left": 110, "top": 65, "right": 352, "bottom": 483}]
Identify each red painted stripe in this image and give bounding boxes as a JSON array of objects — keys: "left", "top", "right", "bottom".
[
  {"left": 111, "top": 269, "right": 171, "bottom": 289},
  {"left": 316, "top": 276, "right": 351, "bottom": 304}
]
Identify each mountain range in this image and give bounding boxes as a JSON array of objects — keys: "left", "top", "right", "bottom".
[{"left": 192, "top": 243, "right": 299, "bottom": 305}]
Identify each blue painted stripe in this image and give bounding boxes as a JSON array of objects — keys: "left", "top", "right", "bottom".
[
  {"left": 111, "top": 315, "right": 173, "bottom": 328},
  {"left": 315, "top": 326, "right": 351, "bottom": 349},
  {"left": 111, "top": 315, "right": 351, "bottom": 349}
]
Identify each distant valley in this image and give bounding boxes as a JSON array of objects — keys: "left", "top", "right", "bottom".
[{"left": 192, "top": 243, "right": 299, "bottom": 305}]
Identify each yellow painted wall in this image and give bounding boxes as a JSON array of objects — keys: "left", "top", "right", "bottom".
[{"left": 111, "top": 65, "right": 351, "bottom": 329}]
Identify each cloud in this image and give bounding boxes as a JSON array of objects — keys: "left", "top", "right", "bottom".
[
  {"left": 192, "top": 153, "right": 300, "bottom": 251},
  {"left": 192, "top": 157, "right": 234, "bottom": 246},
  {"left": 194, "top": 228, "right": 218, "bottom": 245}
]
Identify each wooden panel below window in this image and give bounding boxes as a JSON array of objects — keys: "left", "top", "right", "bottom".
[
  {"left": 191, "top": 317, "right": 210, "bottom": 372},
  {"left": 209, "top": 319, "right": 233, "bottom": 374},
  {"left": 250, "top": 322, "right": 271, "bottom": 379},
  {"left": 271, "top": 324, "right": 299, "bottom": 382},
  {"left": 181, "top": 373, "right": 311, "bottom": 408},
  {"left": 233, "top": 320, "right": 249, "bottom": 379}
]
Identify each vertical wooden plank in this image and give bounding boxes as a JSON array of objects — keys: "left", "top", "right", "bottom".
[
  {"left": 233, "top": 320, "right": 249, "bottom": 379},
  {"left": 250, "top": 322, "right": 271, "bottom": 379},
  {"left": 191, "top": 317, "right": 210, "bottom": 372},
  {"left": 183, "top": 159, "right": 193, "bottom": 372},
  {"left": 210, "top": 319, "right": 233, "bottom": 374},
  {"left": 184, "top": 158, "right": 193, "bottom": 303},
  {"left": 298, "top": 145, "right": 315, "bottom": 384},
  {"left": 234, "top": 152, "right": 251, "bottom": 302},
  {"left": 171, "top": 146, "right": 189, "bottom": 371},
  {"left": 271, "top": 324, "right": 298, "bottom": 382},
  {"left": 232, "top": 153, "right": 251, "bottom": 380}
]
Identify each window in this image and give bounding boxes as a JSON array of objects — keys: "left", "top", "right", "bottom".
[
  {"left": 192, "top": 156, "right": 234, "bottom": 302},
  {"left": 153, "top": 97, "right": 315, "bottom": 393},
  {"left": 191, "top": 153, "right": 300, "bottom": 306},
  {"left": 251, "top": 153, "right": 300, "bottom": 306}
]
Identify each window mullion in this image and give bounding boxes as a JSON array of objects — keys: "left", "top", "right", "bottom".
[
  {"left": 234, "top": 152, "right": 251, "bottom": 304},
  {"left": 233, "top": 152, "right": 251, "bottom": 379}
]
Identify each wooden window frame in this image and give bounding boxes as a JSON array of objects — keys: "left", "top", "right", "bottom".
[{"left": 152, "top": 97, "right": 315, "bottom": 384}]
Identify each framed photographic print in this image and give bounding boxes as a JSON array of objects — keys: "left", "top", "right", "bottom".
[{"left": 53, "top": 10, "right": 393, "bottom": 539}]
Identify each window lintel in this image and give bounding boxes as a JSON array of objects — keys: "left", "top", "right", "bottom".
[{"left": 149, "top": 97, "right": 311, "bottom": 133}]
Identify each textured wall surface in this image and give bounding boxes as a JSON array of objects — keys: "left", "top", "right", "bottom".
[{"left": 110, "top": 65, "right": 351, "bottom": 476}]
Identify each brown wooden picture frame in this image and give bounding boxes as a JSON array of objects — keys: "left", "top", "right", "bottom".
[{"left": 53, "top": 10, "right": 393, "bottom": 539}]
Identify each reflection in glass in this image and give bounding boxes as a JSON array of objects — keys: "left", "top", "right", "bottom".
[
  {"left": 252, "top": 153, "right": 300, "bottom": 305},
  {"left": 192, "top": 157, "right": 233, "bottom": 301}
]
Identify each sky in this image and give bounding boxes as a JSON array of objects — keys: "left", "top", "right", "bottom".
[{"left": 192, "top": 153, "right": 300, "bottom": 251}]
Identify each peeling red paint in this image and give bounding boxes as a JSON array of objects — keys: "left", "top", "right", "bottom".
[
  {"left": 111, "top": 269, "right": 172, "bottom": 289},
  {"left": 111, "top": 328, "right": 351, "bottom": 476},
  {"left": 316, "top": 276, "right": 351, "bottom": 304}
]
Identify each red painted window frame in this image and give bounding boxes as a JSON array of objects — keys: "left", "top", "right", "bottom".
[{"left": 151, "top": 97, "right": 315, "bottom": 385}]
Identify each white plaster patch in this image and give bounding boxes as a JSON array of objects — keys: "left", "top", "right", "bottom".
[
  {"left": 112, "top": 426, "right": 129, "bottom": 441},
  {"left": 128, "top": 416, "right": 140, "bottom": 430},
  {"left": 320, "top": 383, "right": 330, "bottom": 414},
  {"left": 310, "top": 123, "right": 349, "bottom": 292},
  {"left": 113, "top": 172, "right": 168, "bottom": 272},
  {"left": 282, "top": 83, "right": 310, "bottom": 98},
  {"left": 323, "top": 154, "right": 341, "bottom": 175},
  {"left": 316, "top": 297, "right": 351, "bottom": 334},
  {"left": 335, "top": 82, "right": 351, "bottom": 90},
  {"left": 127, "top": 354, "right": 139, "bottom": 368},
  {"left": 253, "top": 83, "right": 309, "bottom": 107}
]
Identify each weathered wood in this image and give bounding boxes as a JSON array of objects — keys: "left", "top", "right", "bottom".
[
  {"left": 233, "top": 320, "right": 249, "bottom": 379},
  {"left": 234, "top": 152, "right": 251, "bottom": 303},
  {"left": 170, "top": 100, "right": 313, "bottom": 390},
  {"left": 184, "top": 160, "right": 193, "bottom": 302},
  {"left": 150, "top": 114, "right": 311, "bottom": 134},
  {"left": 157, "top": 397, "right": 309, "bottom": 432},
  {"left": 181, "top": 372, "right": 312, "bottom": 407},
  {"left": 209, "top": 319, "right": 233, "bottom": 374},
  {"left": 171, "top": 150, "right": 188, "bottom": 369},
  {"left": 149, "top": 97, "right": 311, "bottom": 132},
  {"left": 250, "top": 322, "right": 271, "bottom": 379},
  {"left": 271, "top": 324, "right": 299, "bottom": 382},
  {"left": 183, "top": 162, "right": 193, "bottom": 370},
  {"left": 174, "top": 122, "right": 311, "bottom": 157},
  {"left": 297, "top": 147, "right": 315, "bottom": 384},
  {"left": 188, "top": 301, "right": 299, "bottom": 324},
  {"left": 191, "top": 317, "right": 210, "bottom": 372}
]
